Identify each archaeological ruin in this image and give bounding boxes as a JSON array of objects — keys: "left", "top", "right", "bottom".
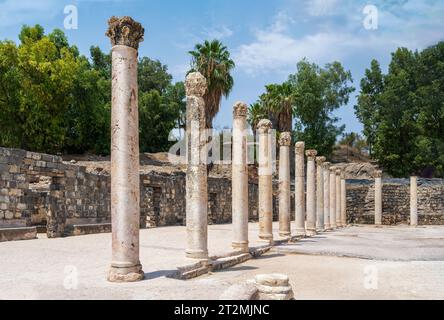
[{"left": 0, "top": 15, "right": 444, "bottom": 301}]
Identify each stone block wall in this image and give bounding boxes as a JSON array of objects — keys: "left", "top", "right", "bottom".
[{"left": 346, "top": 179, "right": 444, "bottom": 225}]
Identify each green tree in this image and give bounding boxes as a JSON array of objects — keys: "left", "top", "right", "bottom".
[
  {"left": 373, "top": 48, "right": 421, "bottom": 177},
  {"left": 189, "top": 40, "right": 235, "bottom": 128},
  {"left": 288, "top": 60, "right": 354, "bottom": 157},
  {"left": 139, "top": 90, "right": 180, "bottom": 153},
  {"left": 260, "top": 82, "right": 295, "bottom": 132},
  {"left": 354, "top": 59, "right": 384, "bottom": 156},
  {"left": 138, "top": 57, "right": 172, "bottom": 94}
]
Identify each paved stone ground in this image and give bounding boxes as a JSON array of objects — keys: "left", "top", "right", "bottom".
[{"left": 0, "top": 224, "right": 443, "bottom": 299}]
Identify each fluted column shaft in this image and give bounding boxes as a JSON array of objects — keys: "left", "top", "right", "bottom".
[{"left": 341, "top": 172, "right": 347, "bottom": 226}]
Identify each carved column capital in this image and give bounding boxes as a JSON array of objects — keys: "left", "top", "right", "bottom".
[
  {"left": 106, "top": 16, "right": 144, "bottom": 49},
  {"left": 233, "top": 101, "right": 248, "bottom": 118},
  {"left": 305, "top": 149, "right": 317, "bottom": 160},
  {"left": 185, "top": 72, "right": 207, "bottom": 97},
  {"left": 278, "top": 132, "right": 292, "bottom": 147},
  {"left": 257, "top": 119, "right": 272, "bottom": 134}
]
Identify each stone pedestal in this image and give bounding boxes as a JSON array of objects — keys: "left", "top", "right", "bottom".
[
  {"left": 278, "top": 132, "right": 291, "bottom": 237},
  {"left": 374, "top": 170, "right": 382, "bottom": 225},
  {"left": 341, "top": 172, "right": 347, "bottom": 227},
  {"left": 185, "top": 72, "right": 209, "bottom": 259},
  {"left": 232, "top": 102, "right": 249, "bottom": 252},
  {"left": 316, "top": 156, "right": 326, "bottom": 231},
  {"left": 410, "top": 176, "right": 418, "bottom": 227},
  {"left": 335, "top": 169, "right": 342, "bottom": 228},
  {"left": 106, "top": 16, "right": 145, "bottom": 282},
  {"left": 255, "top": 274, "right": 294, "bottom": 300},
  {"left": 329, "top": 167, "right": 337, "bottom": 229},
  {"left": 305, "top": 150, "right": 317, "bottom": 236},
  {"left": 257, "top": 120, "right": 273, "bottom": 243},
  {"left": 323, "top": 162, "right": 331, "bottom": 230},
  {"left": 294, "top": 142, "right": 306, "bottom": 237}
]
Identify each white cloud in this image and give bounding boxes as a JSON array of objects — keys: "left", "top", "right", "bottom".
[
  {"left": 306, "top": 0, "right": 340, "bottom": 16},
  {"left": 0, "top": 0, "right": 60, "bottom": 27},
  {"left": 235, "top": 2, "right": 444, "bottom": 75},
  {"left": 202, "top": 25, "right": 233, "bottom": 40}
]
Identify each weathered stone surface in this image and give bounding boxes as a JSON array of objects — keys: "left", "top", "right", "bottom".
[
  {"left": 278, "top": 132, "right": 291, "bottom": 237},
  {"left": 306, "top": 150, "right": 317, "bottom": 236},
  {"left": 294, "top": 142, "right": 305, "bottom": 236},
  {"left": 255, "top": 273, "right": 294, "bottom": 300},
  {"left": 106, "top": 16, "right": 144, "bottom": 49},
  {"left": 0, "top": 227, "right": 37, "bottom": 242}
]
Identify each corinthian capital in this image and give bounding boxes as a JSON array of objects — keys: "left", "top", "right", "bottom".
[
  {"left": 185, "top": 72, "right": 207, "bottom": 97},
  {"left": 257, "top": 119, "right": 272, "bottom": 134},
  {"left": 233, "top": 102, "right": 248, "bottom": 118},
  {"left": 278, "top": 132, "right": 292, "bottom": 147},
  {"left": 106, "top": 16, "right": 144, "bottom": 50}
]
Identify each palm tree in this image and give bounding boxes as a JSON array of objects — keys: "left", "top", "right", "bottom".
[
  {"left": 189, "top": 40, "right": 235, "bottom": 129},
  {"left": 260, "top": 82, "right": 295, "bottom": 132},
  {"left": 248, "top": 102, "right": 267, "bottom": 135}
]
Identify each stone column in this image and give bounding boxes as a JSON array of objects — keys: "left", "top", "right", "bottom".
[
  {"left": 410, "top": 176, "right": 418, "bottom": 227},
  {"left": 294, "top": 142, "right": 306, "bottom": 237},
  {"left": 335, "top": 169, "right": 342, "bottom": 228},
  {"left": 255, "top": 274, "right": 294, "bottom": 300},
  {"left": 305, "top": 150, "right": 317, "bottom": 236},
  {"left": 316, "top": 156, "right": 326, "bottom": 231},
  {"left": 106, "top": 16, "right": 144, "bottom": 282},
  {"left": 278, "top": 132, "right": 292, "bottom": 237},
  {"left": 185, "top": 72, "right": 208, "bottom": 259},
  {"left": 323, "top": 162, "right": 331, "bottom": 230},
  {"left": 232, "top": 102, "right": 249, "bottom": 252},
  {"left": 341, "top": 172, "right": 347, "bottom": 227},
  {"left": 329, "top": 167, "right": 337, "bottom": 229},
  {"left": 257, "top": 119, "right": 273, "bottom": 243},
  {"left": 374, "top": 170, "right": 382, "bottom": 225}
]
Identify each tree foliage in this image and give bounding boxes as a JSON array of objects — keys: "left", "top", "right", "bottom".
[
  {"left": 189, "top": 40, "right": 235, "bottom": 129},
  {"left": 356, "top": 42, "right": 444, "bottom": 177},
  {"left": 0, "top": 25, "right": 184, "bottom": 155}
]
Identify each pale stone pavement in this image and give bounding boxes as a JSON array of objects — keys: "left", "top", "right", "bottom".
[{"left": 0, "top": 223, "right": 443, "bottom": 299}]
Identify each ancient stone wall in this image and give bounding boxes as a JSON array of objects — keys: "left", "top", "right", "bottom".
[
  {"left": 2, "top": 147, "right": 443, "bottom": 238},
  {"left": 346, "top": 179, "right": 444, "bottom": 225}
]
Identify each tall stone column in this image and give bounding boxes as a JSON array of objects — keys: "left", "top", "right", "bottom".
[
  {"left": 410, "top": 176, "right": 418, "bottom": 227},
  {"left": 374, "top": 170, "right": 382, "bottom": 225},
  {"left": 341, "top": 172, "right": 347, "bottom": 227},
  {"left": 257, "top": 120, "right": 273, "bottom": 243},
  {"left": 335, "top": 169, "right": 342, "bottom": 228},
  {"left": 106, "top": 16, "right": 145, "bottom": 282},
  {"left": 316, "top": 156, "right": 326, "bottom": 231},
  {"left": 294, "top": 142, "right": 306, "bottom": 237},
  {"left": 305, "top": 150, "right": 317, "bottom": 236},
  {"left": 323, "top": 162, "right": 331, "bottom": 230},
  {"left": 185, "top": 72, "right": 208, "bottom": 259},
  {"left": 232, "top": 102, "right": 249, "bottom": 252},
  {"left": 329, "top": 167, "right": 337, "bottom": 229},
  {"left": 278, "top": 133, "right": 292, "bottom": 237}
]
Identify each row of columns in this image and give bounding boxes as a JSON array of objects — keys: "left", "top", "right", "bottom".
[{"left": 374, "top": 172, "right": 418, "bottom": 227}]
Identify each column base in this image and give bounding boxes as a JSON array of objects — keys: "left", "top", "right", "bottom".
[
  {"left": 232, "top": 241, "right": 249, "bottom": 253},
  {"left": 294, "top": 229, "right": 306, "bottom": 237},
  {"left": 186, "top": 249, "right": 209, "bottom": 260},
  {"left": 306, "top": 229, "right": 317, "bottom": 237},
  {"left": 279, "top": 231, "right": 291, "bottom": 237},
  {"left": 108, "top": 264, "right": 144, "bottom": 282}
]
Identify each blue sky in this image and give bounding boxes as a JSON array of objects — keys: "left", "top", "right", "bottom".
[{"left": 1, "top": 0, "right": 443, "bottom": 134}]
